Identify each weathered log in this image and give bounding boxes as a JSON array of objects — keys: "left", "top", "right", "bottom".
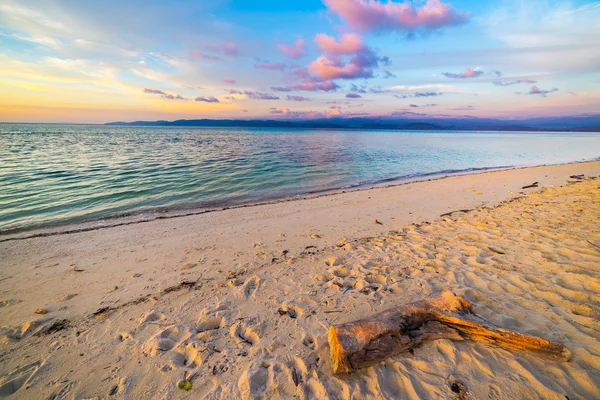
[{"left": 328, "top": 290, "right": 571, "bottom": 374}]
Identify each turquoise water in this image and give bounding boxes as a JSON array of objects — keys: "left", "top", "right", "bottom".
[{"left": 1, "top": 124, "right": 599, "bottom": 234}]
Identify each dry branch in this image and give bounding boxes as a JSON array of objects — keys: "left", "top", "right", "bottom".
[{"left": 328, "top": 290, "right": 571, "bottom": 374}]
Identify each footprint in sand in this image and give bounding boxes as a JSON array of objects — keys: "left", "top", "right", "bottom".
[
  {"left": 313, "top": 272, "right": 334, "bottom": 283},
  {"left": 171, "top": 342, "right": 209, "bottom": 369},
  {"left": 365, "top": 274, "right": 387, "bottom": 284},
  {"left": 139, "top": 310, "right": 166, "bottom": 325},
  {"left": 143, "top": 326, "right": 187, "bottom": 356},
  {"left": 107, "top": 377, "right": 130, "bottom": 397},
  {"left": 117, "top": 332, "right": 134, "bottom": 342},
  {"left": 231, "top": 322, "right": 260, "bottom": 346},
  {"left": 278, "top": 304, "right": 303, "bottom": 319},
  {"left": 242, "top": 276, "right": 262, "bottom": 299},
  {"left": 302, "top": 334, "right": 317, "bottom": 350},
  {"left": 197, "top": 316, "right": 225, "bottom": 333},
  {"left": 47, "top": 381, "right": 77, "bottom": 400},
  {"left": 0, "top": 361, "right": 44, "bottom": 397},
  {"left": 330, "top": 267, "right": 351, "bottom": 278}
]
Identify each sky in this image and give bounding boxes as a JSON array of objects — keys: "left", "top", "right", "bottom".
[{"left": 0, "top": 0, "right": 599, "bottom": 123}]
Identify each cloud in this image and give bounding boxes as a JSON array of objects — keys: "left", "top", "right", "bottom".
[
  {"left": 350, "top": 84, "right": 367, "bottom": 93},
  {"left": 517, "top": 85, "right": 559, "bottom": 97},
  {"left": 308, "top": 33, "right": 390, "bottom": 80},
  {"left": 247, "top": 92, "right": 279, "bottom": 100},
  {"left": 369, "top": 86, "right": 390, "bottom": 94},
  {"left": 392, "top": 83, "right": 458, "bottom": 93},
  {"left": 414, "top": 92, "right": 442, "bottom": 97},
  {"left": 271, "top": 81, "right": 340, "bottom": 92},
  {"left": 286, "top": 95, "right": 311, "bottom": 101},
  {"left": 143, "top": 88, "right": 187, "bottom": 100},
  {"left": 383, "top": 70, "right": 396, "bottom": 79},
  {"left": 327, "top": 106, "right": 343, "bottom": 117},
  {"left": 442, "top": 67, "right": 484, "bottom": 79},
  {"left": 195, "top": 96, "right": 220, "bottom": 103},
  {"left": 227, "top": 90, "right": 280, "bottom": 100},
  {"left": 223, "top": 78, "right": 236, "bottom": 84},
  {"left": 395, "top": 92, "right": 443, "bottom": 99},
  {"left": 451, "top": 105, "right": 475, "bottom": 111},
  {"left": 410, "top": 103, "right": 437, "bottom": 107},
  {"left": 163, "top": 94, "right": 186, "bottom": 100},
  {"left": 323, "top": 0, "right": 469, "bottom": 34},
  {"left": 293, "top": 81, "right": 340, "bottom": 91},
  {"left": 268, "top": 107, "right": 328, "bottom": 119},
  {"left": 270, "top": 86, "right": 293, "bottom": 92},
  {"left": 346, "top": 93, "right": 362, "bottom": 98},
  {"left": 144, "top": 88, "right": 166, "bottom": 95},
  {"left": 309, "top": 55, "right": 368, "bottom": 80},
  {"left": 254, "top": 61, "right": 287, "bottom": 71},
  {"left": 315, "top": 33, "right": 363, "bottom": 54},
  {"left": 493, "top": 79, "right": 537, "bottom": 86},
  {"left": 277, "top": 39, "right": 306, "bottom": 59}
]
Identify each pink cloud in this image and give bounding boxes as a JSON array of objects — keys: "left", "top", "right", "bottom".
[
  {"left": 309, "top": 55, "right": 366, "bottom": 80},
  {"left": 304, "top": 33, "right": 389, "bottom": 80},
  {"left": 315, "top": 33, "right": 363, "bottom": 55},
  {"left": 517, "top": 86, "right": 559, "bottom": 97},
  {"left": 327, "top": 106, "right": 343, "bottom": 117},
  {"left": 442, "top": 67, "right": 484, "bottom": 79},
  {"left": 277, "top": 39, "right": 306, "bottom": 59},
  {"left": 271, "top": 81, "right": 340, "bottom": 92},
  {"left": 224, "top": 78, "right": 236, "bottom": 84},
  {"left": 324, "top": 0, "right": 469, "bottom": 33}
]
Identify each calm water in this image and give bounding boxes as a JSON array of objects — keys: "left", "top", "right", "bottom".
[{"left": 1, "top": 124, "right": 599, "bottom": 234}]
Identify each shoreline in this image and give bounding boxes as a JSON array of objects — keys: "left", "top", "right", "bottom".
[
  {"left": 1, "top": 158, "right": 597, "bottom": 243},
  {"left": 0, "top": 160, "right": 598, "bottom": 398}
]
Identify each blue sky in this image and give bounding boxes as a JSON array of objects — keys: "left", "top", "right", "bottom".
[{"left": 0, "top": 0, "right": 599, "bottom": 123}]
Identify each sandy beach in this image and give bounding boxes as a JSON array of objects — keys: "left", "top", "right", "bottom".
[{"left": 1, "top": 161, "right": 599, "bottom": 399}]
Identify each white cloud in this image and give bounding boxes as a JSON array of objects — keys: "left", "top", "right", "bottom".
[{"left": 391, "top": 84, "right": 460, "bottom": 93}]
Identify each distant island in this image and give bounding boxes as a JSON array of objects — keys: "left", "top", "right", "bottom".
[{"left": 106, "top": 114, "right": 600, "bottom": 132}]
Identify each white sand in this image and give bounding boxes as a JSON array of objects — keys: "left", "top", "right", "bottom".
[{"left": 0, "top": 161, "right": 599, "bottom": 399}]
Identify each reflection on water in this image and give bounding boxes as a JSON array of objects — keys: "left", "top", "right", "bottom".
[{"left": 0, "top": 124, "right": 598, "bottom": 233}]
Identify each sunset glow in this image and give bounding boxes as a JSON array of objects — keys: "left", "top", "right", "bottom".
[{"left": 0, "top": 0, "right": 599, "bottom": 123}]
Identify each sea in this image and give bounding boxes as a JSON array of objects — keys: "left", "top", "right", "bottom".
[{"left": 1, "top": 123, "right": 599, "bottom": 236}]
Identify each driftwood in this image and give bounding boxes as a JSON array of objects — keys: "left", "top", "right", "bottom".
[{"left": 328, "top": 290, "right": 571, "bottom": 374}]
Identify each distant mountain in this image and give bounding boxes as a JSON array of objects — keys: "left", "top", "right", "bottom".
[{"left": 106, "top": 115, "right": 600, "bottom": 132}]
